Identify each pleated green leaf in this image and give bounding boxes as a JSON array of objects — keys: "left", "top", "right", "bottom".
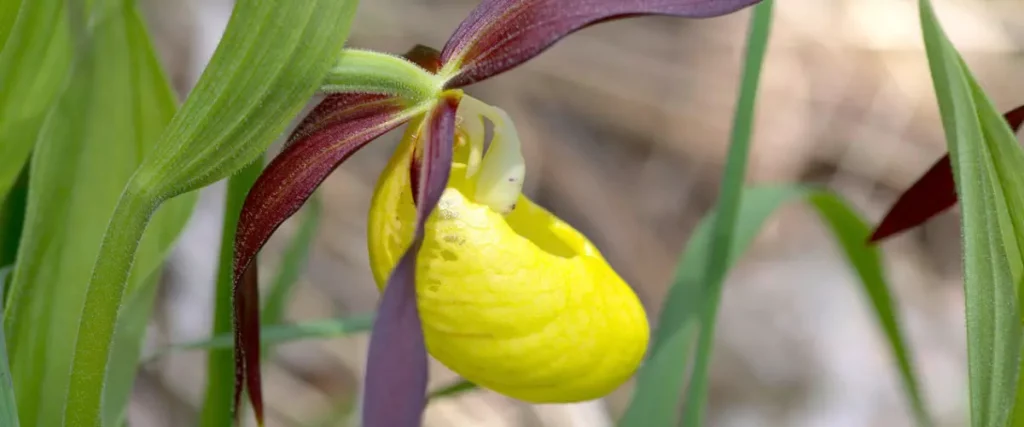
[
  {"left": 0, "top": 0, "right": 71, "bottom": 201},
  {"left": 917, "top": 1, "right": 1024, "bottom": 426},
  {"left": 64, "top": 1, "right": 361, "bottom": 424},
  {"left": 0, "top": 264, "right": 18, "bottom": 427},
  {"left": 621, "top": 186, "right": 929, "bottom": 427},
  {"left": 3, "top": 4, "right": 196, "bottom": 426}
]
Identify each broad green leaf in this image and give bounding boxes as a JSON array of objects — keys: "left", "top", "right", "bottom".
[
  {"left": 261, "top": 194, "right": 323, "bottom": 326},
  {"left": 621, "top": 186, "right": 929, "bottom": 427},
  {"left": 0, "top": 266, "right": 18, "bottom": 427},
  {"left": 918, "top": 1, "right": 1023, "bottom": 425},
  {"left": 321, "top": 49, "right": 443, "bottom": 102},
  {"left": 0, "top": 0, "right": 71, "bottom": 201},
  {"left": 65, "top": 1, "right": 360, "bottom": 425},
  {"left": 427, "top": 379, "right": 477, "bottom": 400},
  {"left": 154, "top": 314, "right": 375, "bottom": 355},
  {"left": 3, "top": 5, "right": 196, "bottom": 427},
  {"left": 200, "top": 160, "right": 263, "bottom": 427}
]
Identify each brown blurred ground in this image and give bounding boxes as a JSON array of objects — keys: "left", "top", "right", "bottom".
[{"left": 134, "top": 0, "right": 1024, "bottom": 426}]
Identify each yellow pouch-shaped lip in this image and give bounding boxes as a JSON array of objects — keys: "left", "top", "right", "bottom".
[{"left": 367, "top": 114, "right": 649, "bottom": 403}]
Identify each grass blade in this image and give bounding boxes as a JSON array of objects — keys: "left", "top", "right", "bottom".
[
  {"left": 200, "top": 160, "right": 263, "bottom": 427},
  {"left": 155, "top": 314, "right": 375, "bottom": 355},
  {"left": 621, "top": 186, "right": 929, "bottom": 427},
  {"left": 427, "top": 379, "right": 477, "bottom": 400},
  {"left": 681, "top": 2, "right": 773, "bottom": 425}
]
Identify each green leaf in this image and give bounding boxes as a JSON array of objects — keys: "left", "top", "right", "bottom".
[
  {"left": 64, "top": 1, "right": 361, "bottom": 425},
  {"left": 0, "top": 0, "right": 71, "bottom": 201},
  {"left": 261, "top": 194, "right": 323, "bottom": 326},
  {"left": 200, "top": 160, "right": 263, "bottom": 427},
  {"left": 0, "top": 265, "right": 18, "bottom": 427},
  {"left": 0, "top": 167, "right": 28, "bottom": 268},
  {"left": 427, "top": 379, "right": 477, "bottom": 400},
  {"left": 918, "top": 1, "right": 1024, "bottom": 426},
  {"left": 321, "top": 49, "right": 443, "bottom": 102},
  {"left": 3, "top": 5, "right": 196, "bottom": 427},
  {"left": 679, "top": 2, "right": 773, "bottom": 426},
  {"left": 155, "top": 314, "right": 375, "bottom": 355},
  {"left": 620, "top": 187, "right": 929, "bottom": 427},
  {"left": 103, "top": 271, "right": 161, "bottom": 426}
]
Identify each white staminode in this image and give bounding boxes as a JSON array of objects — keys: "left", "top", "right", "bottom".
[{"left": 457, "top": 96, "right": 526, "bottom": 215}]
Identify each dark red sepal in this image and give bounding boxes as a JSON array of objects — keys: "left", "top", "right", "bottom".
[
  {"left": 231, "top": 93, "right": 413, "bottom": 424},
  {"left": 439, "top": 0, "right": 762, "bottom": 88}
]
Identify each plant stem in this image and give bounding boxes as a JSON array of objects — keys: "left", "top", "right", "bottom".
[
  {"left": 682, "top": 2, "right": 774, "bottom": 426},
  {"left": 64, "top": 184, "right": 159, "bottom": 427},
  {"left": 200, "top": 159, "right": 263, "bottom": 427}
]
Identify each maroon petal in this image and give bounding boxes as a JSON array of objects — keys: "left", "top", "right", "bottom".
[
  {"left": 232, "top": 93, "right": 414, "bottom": 424},
  {"left": 439, "top": 0, "right": 762, "bottom": 87},
  {"left": 869, "top": 104, "right": 1024, "bottom": 242},
  {"left": 362, "top": 91, "right": 461, "bottom": 427}
]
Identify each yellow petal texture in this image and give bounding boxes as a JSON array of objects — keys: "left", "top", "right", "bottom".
[{"left": 366, "top": 113, "right": 650, "bottom": 403}]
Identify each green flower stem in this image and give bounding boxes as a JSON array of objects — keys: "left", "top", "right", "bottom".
[
  {"left": 320, "top": 49, "right": 443, "bottom": 101},
  {"left": 63, "top": 183, "right": 159, "bottom": 427}
]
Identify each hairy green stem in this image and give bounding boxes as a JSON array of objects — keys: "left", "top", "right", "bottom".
[
  {"left": 63, "top": 184, "right": 159, "bottom": 427},
  {"left": 320, "top": 49, "right": 442, "bottom": 101},
  {"left": 200, "top": 160, "right": 263, "bottom": 427}
]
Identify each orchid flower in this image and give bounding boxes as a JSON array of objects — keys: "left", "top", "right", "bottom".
[
  {"left": 869, "top": 105, "right": 1024, "bottom": 242},
  {"left": 231, "top": 0, "right": 762, "bottom": 426}
]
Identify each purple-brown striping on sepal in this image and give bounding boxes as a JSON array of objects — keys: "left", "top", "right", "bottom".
[
  {"left": 869, "top": 104, "right": 1024, "bottom": 242},
  {"left": 439, "top": 0, "right": 763, "bottom": 88},
  {"left": 231, "top": 94, "right": 413, "bottom": 424},
  {"left": 362, "top": 91, "right": 462, "bottom": 427}
]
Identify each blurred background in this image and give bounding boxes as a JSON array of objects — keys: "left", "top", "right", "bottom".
[{"left": 132, "top": 0, "right": 1024, "bottom": 425}]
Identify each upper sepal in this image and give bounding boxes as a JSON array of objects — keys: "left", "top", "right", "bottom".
[
  {"left": 231, "top": 93, "right": 415, "bottom": 423},
  {"left": 869, "top": 104, "right": 1024, "bottom": 242},
  {"left": 362, "top": 91, "right": 462, "bottom": 427},
  {"left": 439, "top": 0, "right": 763, "bottom": 87}
]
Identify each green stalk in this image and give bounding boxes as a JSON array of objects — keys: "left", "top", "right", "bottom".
[
  {"left": 200, "top": 159, "right": 263, "bottom": 426},
  {"left": 682, "top": 2, "right": 773, "bottom": 426},
  {"left": 63, "top": 184, "right": 159, "bottom": 426}
]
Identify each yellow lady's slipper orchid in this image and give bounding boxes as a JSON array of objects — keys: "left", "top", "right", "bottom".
[{"left": 367, "top": 96, "right": 649, "bottom": 402}]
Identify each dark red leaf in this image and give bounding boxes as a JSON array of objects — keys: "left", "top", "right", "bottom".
[
  {"left": 362, "top": 92, "right": 461, "bottom": 427},
  {"left": 439, "top": 0, "right": 762, "bottom": 88},
  {"left": 869, "top": 104, "right": 1024, "bottom": 242},
  {"left": 232, "top": 94, "right": 413, "bottom": 423}
]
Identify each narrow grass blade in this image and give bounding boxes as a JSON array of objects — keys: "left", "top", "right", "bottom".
[
  {"left": 918, "top": 1, "right": 1024, "bottom": 425},
  {"left": 154, "top": 314, "right": 375, "bottom": 355},
  {"left": 427, "top": 379, "right": 477, "bottom": 400},
  {"left": 4, "top": 6, "right": 196, "bottom": 426},
  {"left": 261, "top": 195, "right": 323, "bottom": 327},
  {"left": 200, "top": 160, "right": 263, "bottom": 427},
  {"left": 620, "top": 186, "right": 929, "bottom": 427},
  {"left": 681, "top": 3, "right": 773, "bottom": 426}
]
